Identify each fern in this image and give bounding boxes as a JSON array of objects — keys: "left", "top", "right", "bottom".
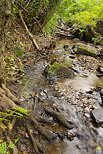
[
  {"left": 0, "top": 142, "right": 7, "bottom": 154},
  {"left": 0, "top": 107, "right": 29, "bottom": 119},
  {"left": 13, "top": 107, "right": 29, "bottom": 116},
  {"left": 0, "top": 139, "right": 19, "bottom": 154}
]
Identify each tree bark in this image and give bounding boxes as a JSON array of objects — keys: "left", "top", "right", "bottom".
[
  {"left": 32, "top": 0, "right": 63, "bottom": 33},
  {"left": 0, "top": 0, "right": 12, "bottom": 75}
]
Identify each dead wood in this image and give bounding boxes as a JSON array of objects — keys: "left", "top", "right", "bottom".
[
  {"left": 19, "top": 10, "right": 40, "bottom": 50},
  {"left": 57, "top": 26, "right": 72, "bottom": 32},
  {"left": 31, "top": 116, "right": 57, "bottom": 141},
  {"left": 55, "top": 31, "right": 73, "bottom": 38},
  {"left": 44, "top": 107, "right": 73, "bottom": 129},
  {"left": 26, "top": 124, "right": 40, "bottom": 154}
]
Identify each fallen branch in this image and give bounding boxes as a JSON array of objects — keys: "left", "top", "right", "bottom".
[
  {"left": 19, "top": 10, "right": 39, "bottom": 50},
  {"left": 57, "top": 26, "right": 72, "bottom": 32}
]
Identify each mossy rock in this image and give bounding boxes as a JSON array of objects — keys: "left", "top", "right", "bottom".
[
  {"left": 74, "top": 45, "right": 98, "bottom": 57},
  {"left": 44, "top": 61, "right": 75, "bottom": 79}
]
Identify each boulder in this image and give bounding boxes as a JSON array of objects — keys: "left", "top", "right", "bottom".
[
  {"left": 44, "top": 61, "right": 75, "bottom": 80},
  {"left": 92, "top": 107, "right": 103, "bottom": 124},
  {"left": 74, "top": 45, "right": 98, "bottom": 57}
]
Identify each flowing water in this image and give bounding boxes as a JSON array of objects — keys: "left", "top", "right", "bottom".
[{"left": 19, "top": 39, "right": 103, "bottom": 154}]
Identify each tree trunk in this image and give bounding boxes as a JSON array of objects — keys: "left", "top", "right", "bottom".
[
  {"left": 32, "top": 0, "right": 63, "bottom": 33},
  {"left": 0, "top": 0, "right": 12, "bottom": 75}
]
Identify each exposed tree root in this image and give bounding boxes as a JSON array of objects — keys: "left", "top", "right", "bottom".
[
  {"left": 1, "top": 84, "right": 19, "bottom": 103},
  {"left": 44, "top": 106, "right": 73, "bottom": 129},
  {"left": 30, "top": 116, "right": 57, "bottom": 142},
  {"left": 0, "top": 94, "right": 18, "bottom": 110},
  {"left": 0, "top": 84, "right": 74, "bottom": 153},
  {"left": 26, "top": 124, "right": 42, "bottom": 154},
  {"left": 36, "top": 115, "right": 54, "bottom": 125}
]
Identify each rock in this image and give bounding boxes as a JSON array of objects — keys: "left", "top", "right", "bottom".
[
  {"left": 73, "top": 38, "right": 80, "bottom": 42},
  {"left": 43, "top": 61, "right": 75, "bottom": 80},
  {"left": 63, "top": 44, "right": 69, "bottom": 49},
  {"left": 96, "top": 66, "right": 103, "bottom": 77},
  {"left": 95, "top": 19, "right": 103, "bottom": 36},
  {"left": 83, "top": 24, "right": 96, "bottom": 42},
  {"left": 92, "top": 107, "right": 103, "bottom": 123},
  {"left": 100, "top": 89, "right": 103, "bottom": 103},
  {"left": 74, "top": 45, "right": 98, "bottom": 57},
  {"left": 97, "top": 66, "right": 103, "bottom": 74}
]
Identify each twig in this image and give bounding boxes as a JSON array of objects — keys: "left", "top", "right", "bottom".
[
  {"left": 19, "top": 10, "right": 39, "bottom": 50},
  {"left": 57, "top": 26, "right": 72, "bottom": 32},
  {"left": 24, "top": 0, "right": 31, "bottom": 9}
]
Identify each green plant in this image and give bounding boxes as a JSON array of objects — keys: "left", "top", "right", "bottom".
[
  {"left": 0, "top": 107, "right": 29, "bottom": 119},
  {"left": 0, "top": 139, "right": 19, "bottom": 154},
  {"left": 45, "top": 0, "right": 103, "bottom": 33}
]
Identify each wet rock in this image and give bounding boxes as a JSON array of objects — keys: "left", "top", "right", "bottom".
[
  {"left": 73, "top": 38, "right": 80, "bottom": 42},
  {"left": 43, "top": 61, "right": 75, "bottom": 81},
  {"left": 63, "top": 44, "right": 69, "bottom": 49},
  {"left": 100, "top": 89, "right": 103, "bottom": 103},
  {"left": 96, "top": 66, "right": 103, "bottom": 77},
  {"left": 92, "top": 107, "right": 103, "bottom": 124},
  {"left": 97, "top": 66, "right": 103, "bottom": 74},
  {"left": 74, "top": 45, "right": 98, "bottom": 57}
]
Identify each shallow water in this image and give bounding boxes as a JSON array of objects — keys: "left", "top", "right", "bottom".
[
  {"left": 57, "top": 74, "right": 99, "bottom": 91},
  {"left": 20, "top": 39, "right": 103, "bottom": 153}
]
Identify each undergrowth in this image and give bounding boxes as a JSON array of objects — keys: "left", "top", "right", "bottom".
[{"left": 44, "top": 0, "right": 103, "bottom": 33}]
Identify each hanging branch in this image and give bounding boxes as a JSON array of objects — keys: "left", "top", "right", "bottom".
[{"left": 19, "top": 10, "right": 40, "bottom": 50}]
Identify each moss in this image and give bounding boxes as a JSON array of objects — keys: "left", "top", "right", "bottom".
[
  {"left": 64, "top": 59, "right": 73, "bottom": 67},
  {"left": 48, "top": 62, "right": 62, "bottom": 74},
  {"left": 76, "top": 45, "right": 98, "bottom": 56},
  {"left": 79, "top": 46, "right": 95, "bottom": 54}
]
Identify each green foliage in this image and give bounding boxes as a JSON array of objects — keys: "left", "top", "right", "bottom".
[
  {"left": 45, "top": 0, "right": 103, "bottom": 33},
  {"left": 0, "top": 107, "right": 29, "bottom": 119},
  {"left": 0, "top": 139, "right": 19, "bottom": 154},
  {"left": 11, "top": 47, "right": 23, "bottom": 56},
  {"left": 0, "top": 142, "right": 7, "bottom": 154}
]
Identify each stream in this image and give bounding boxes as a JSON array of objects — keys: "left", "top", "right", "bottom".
[{"left": 19, "top": 39, "right": 103, "bottom": 154}]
